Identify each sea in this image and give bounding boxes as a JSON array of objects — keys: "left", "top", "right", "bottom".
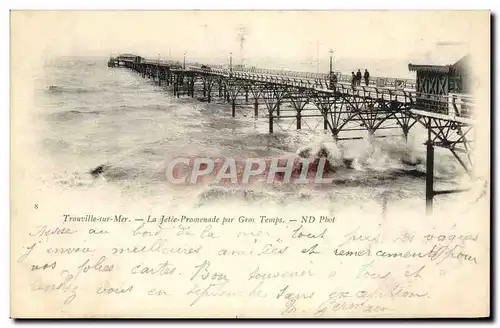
[{"left": 32, "top": 57, "right": 477, "bottom": 219}]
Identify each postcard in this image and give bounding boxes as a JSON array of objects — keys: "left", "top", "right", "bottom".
[{"left": 10, "top": 10, "right": 490, "bottom": 318}]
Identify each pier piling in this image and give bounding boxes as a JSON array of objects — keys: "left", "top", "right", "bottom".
[
  {"left": 425, "top": 118, "right": 435, "bottom": 215},
  {"left": 425, "top": 140, "right": 435, "bottom": 215}
]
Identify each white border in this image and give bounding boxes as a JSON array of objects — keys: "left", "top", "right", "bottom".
[{"left": 4, "top": 1, "right": 499, "bottom": 10}]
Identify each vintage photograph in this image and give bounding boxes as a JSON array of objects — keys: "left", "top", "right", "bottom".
[{"left": 10, "top": 11, "right": 490, "bottom": 318}]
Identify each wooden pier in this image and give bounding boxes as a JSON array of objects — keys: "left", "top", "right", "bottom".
[{"left": 110, "top": 53, "right": 475, "bottom": 214}]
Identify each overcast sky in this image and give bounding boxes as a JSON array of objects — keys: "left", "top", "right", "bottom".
[{"left": 11, "top": 10, "right": 487, "bottom": 78}]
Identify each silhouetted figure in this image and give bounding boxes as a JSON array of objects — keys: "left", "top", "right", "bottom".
[
  {"left": 328, "top": 73, "right": 338, "bottom": 90},
  {"left": 356, "top": 69, "right": 362, "bottom": 86},
  {"left": 364, "top": 69, "right": 370, "bottom": 86},
  {"left": 351, "top": 72, "right": 356, "bottom": 88}
]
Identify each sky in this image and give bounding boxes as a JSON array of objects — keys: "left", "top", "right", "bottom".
[{"left": 11, "top": 11, "right": 487, "bottom": 76}]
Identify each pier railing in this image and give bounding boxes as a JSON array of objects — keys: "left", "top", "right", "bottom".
[
  {"left": 186, "top": 66, "right": 473, "bottom": 118},
  {"left": 142, "top": 59, "right": 416, "bottom": 90},
  {"left": 139, "top": 58, "right": 473, "bottom": 120},
  {"left": 184, "top": 65, "right": 416, "bottom": 90}
]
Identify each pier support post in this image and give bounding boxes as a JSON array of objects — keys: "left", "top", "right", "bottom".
[
  {"left": 297, "top": 111, "right": 302, "bottom": 130},
  {"left": 204, "top": 77, "right": 212, "bottom": 103},
  {"left": 425, "top": 141, "right": 434, "bottom": 215},
  {"left": 175, "top": 81, "right": 180, "bottom": 98},
  {"left": 425, "top": 140, "right": 434, "bottom": 215},
  {"left": 332, "top": 129, "right": 339, "bottom": 142},
  {"left": 191, "top": 78, "right": 195, "bottom": 98},
  {"left": 425, "top": 117, "right": 434, "bottom": 215},
  {"left": 276, "top": 102, "right": 280, "bottom": 117},
  {"left": 324, "top": 115, "right": 328, "bottom": 130},
  {"left": 219, "top": 83, "right": 223, "bottom": 98},
  {"left": 245, "top": 88, "right": 249, "bottom": 103},
  {"left": 254, "top": 100, "right": 259, "bottom": 117},
  {"left": 232, "top": 100, "right": 236, "bottom": 117},
  {"left": 269, "top": 113, "right": 274, "bottom": 133}
]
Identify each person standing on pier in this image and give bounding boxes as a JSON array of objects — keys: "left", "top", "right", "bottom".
[
  {"left": 364, "top": 69, "right": 370, "bottom": 86},
  {"left": 356, "top": 69, "right": 362, "bottom": 86},
  {"left": 351, "top": 72, "right": 356, "bottom": 88}
]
